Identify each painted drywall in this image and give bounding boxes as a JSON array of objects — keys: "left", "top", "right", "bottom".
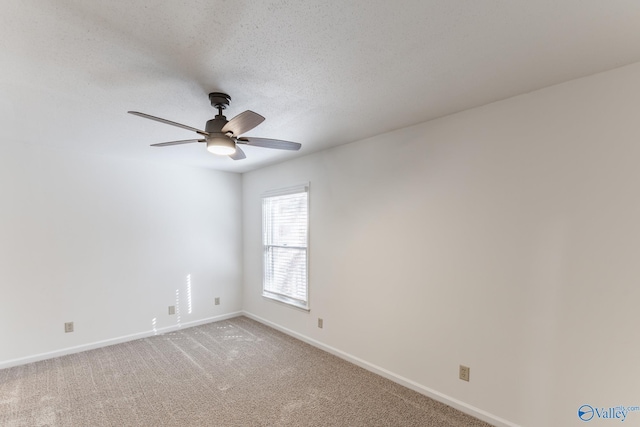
[
  {"left": 0, "top": 143, "right": 242, "bottom": 366},
  {"left": 242, "top": 61, "right": 640, "bottom": 427}
]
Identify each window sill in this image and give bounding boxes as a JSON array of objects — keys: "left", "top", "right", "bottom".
[{"left": 262, "top": 292, "right": 310, "bottom": 312}]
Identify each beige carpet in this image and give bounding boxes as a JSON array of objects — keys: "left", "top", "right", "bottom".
[{"left": 0, "top": 316, "right": 493, "bottom": 426}]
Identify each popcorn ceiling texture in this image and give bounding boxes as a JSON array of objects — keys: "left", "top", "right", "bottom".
[
  {"left": 3, "top": 1, "right": 640, "bottom": 172},
  {"left": 0, "top": 317, "right": 491, "bottom": 426}
]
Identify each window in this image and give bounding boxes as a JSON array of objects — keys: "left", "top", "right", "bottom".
[{"left": 262, "top": 184, "right": 309, "bottom": 310}]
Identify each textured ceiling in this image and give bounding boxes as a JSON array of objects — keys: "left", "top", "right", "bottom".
[{"left": 3, "top": 1, "right": 640, "bottom": 173}]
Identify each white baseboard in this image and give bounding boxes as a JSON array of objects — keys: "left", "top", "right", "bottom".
[
  {"left": 0, "top": 311, "right": 243, "bottom": 370},
  {"left": 242, "top": 311, "right": 520, "bottom": 427}
]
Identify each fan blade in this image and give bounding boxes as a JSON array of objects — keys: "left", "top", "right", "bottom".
[
  {"left": 229, "top": 146, "right": 246, "bottom": 160},
  {"left": 128, "top": 111, "right": 208, "bottom": 136},
  {"left": 237, "top": 137, "right": 301, "bottom": 151},
  {"left": 150, "top": 139, "right": 205, "bottom": 147},
  {"left": 221, "top": 110, "right": 265, "bottom": 136}
]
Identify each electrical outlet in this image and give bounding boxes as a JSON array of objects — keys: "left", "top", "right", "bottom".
[
  {"left": 317, "top": 318, "right": 323, "bottom": 329},
  {"left": 64, "top": 322, "right": 74, "bottom": 333},
  {"left": 459, "top": 365, "right": 470, "bottom": 382},
  {"left": 168, "top": 306, "right": 176, "bottom": 315},
  {"left": 215, "top": 297, "right": 220, "bottom": 306}
]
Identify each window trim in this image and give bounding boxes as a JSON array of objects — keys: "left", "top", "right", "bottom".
[{"left": 261, "top": 183, "right": 310, "bottom": 311}]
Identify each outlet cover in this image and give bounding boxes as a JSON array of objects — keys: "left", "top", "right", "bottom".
[
  {"left": 459, "top": 365, "right": 470, "bottom": 382},
  {"left": 168, "top": 306, "right": 176, "bottom": 315},
  {"left": 215, "top": 297, "right": 220, "bottom": 306},
  {"left": 317, "top": 318, "right": 323, "bottom": 329},
  {"left": 64, "top": 322, "right": 74, "bottom": 333}
]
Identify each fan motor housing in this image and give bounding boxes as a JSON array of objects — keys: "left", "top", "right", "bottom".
[{"left": 205, "top": 117, "right": 227, "bottom": 133}]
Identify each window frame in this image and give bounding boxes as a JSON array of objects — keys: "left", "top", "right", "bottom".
[{"left": 261, "top": 183, "right": 310, "bottom": 311}]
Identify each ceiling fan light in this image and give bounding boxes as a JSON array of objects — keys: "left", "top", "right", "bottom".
[{"left": 206, "top": 136, "right": 236, "bottom": 155}]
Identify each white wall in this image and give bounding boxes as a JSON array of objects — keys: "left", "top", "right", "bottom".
[
  {"left": 242, "top": 61, "right": 640, "bottom": 427},
  {"left": 0, "top": 143, "right": 243, "bottom": 366}
]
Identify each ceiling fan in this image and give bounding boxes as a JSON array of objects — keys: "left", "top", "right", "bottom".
[{"left": 128, "top": 92, "right": 301, "bottom": 160}]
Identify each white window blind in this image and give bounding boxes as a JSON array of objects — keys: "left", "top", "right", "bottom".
[{"left": 262, "top": 184, "right": 309, "bottom": 310}]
